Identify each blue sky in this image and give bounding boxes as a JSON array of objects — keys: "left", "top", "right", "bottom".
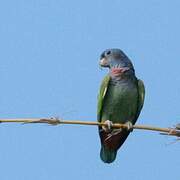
[{"left": 0, "top": 0, "right": 179, "bottom": 179}]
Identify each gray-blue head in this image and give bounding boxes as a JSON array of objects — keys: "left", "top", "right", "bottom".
[{"left": 99, "top": 48, "right": 135, "bottom": 77}]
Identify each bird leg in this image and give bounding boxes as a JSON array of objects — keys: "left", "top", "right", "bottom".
[
  {"left": 104, "top": 129, "right": 122, "bottom": 142},
  {"left": 102, "top": 120, "right": 113, "bottom": 132},
  {"left": 125, "top": 121, "right": 133, "bottom": 132}
]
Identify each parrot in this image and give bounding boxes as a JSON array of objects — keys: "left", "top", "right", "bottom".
[{"left": 97, "top": 48, "right": 145, "bottom": 163}]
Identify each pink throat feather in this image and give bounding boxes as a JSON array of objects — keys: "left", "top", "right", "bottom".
[{"left": 110, "top": 67, "right": 129, "bottom": 76}]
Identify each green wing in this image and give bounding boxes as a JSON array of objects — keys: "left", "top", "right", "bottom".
[
  {"left": 97, "top": 75, "right": 110, "bottom": 122},
  {"left": 134, "top": 79, "right": 145, "bottom": 123}
]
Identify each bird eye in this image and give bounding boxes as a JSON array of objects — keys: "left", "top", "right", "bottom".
[{"left": 106, "top": 51, "right": 111, "bottom": 55}]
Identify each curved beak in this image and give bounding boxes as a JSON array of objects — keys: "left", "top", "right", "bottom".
[{"left": 99, "top": 58, "right": 109, "bottom": 67}]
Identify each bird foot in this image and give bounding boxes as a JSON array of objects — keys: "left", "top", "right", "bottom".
[
  {"left": 102, "top": 120, "right": 113, "bottom": 132},
  {"left": 125, "top": 121, "right": 133, "bottom": 132}
]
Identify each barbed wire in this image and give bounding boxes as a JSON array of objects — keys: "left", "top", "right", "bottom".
[{"left": 0, "top": 118, "right": 179, "bottom": 139}]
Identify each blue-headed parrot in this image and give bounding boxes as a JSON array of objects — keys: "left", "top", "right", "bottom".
[{"left": 97, "top": 48, "right": 145, "bottom": 163}]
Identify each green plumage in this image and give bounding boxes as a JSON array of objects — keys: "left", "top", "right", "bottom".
[{"left": 97, "top": 75, "right": 145, "bottom": 163}]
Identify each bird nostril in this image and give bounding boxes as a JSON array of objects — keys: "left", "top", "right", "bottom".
[{"left": 101, "top": 53, "right": 105, "bottom": 59}]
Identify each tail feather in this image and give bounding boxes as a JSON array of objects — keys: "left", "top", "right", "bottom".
[{"left": 100, "top": 146, "right": 117, "bottom": 163}]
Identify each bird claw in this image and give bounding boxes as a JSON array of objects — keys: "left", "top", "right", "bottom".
[
  {"left": 102, "top": 120, "right": 113, "bottom": 132},
  {"left": 175, "top": 123, "right": 180, "bottom": 130},
  {"left": 125, "top": 121, "right": 133, "bottom": 132}
]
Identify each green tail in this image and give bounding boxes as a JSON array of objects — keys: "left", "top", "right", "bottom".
[{"left": 100, "top": 146, "right": 117, "bottom": 163}]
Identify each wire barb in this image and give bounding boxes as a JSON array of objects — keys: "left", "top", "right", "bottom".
[{"left": 22, "top": 117, "right": 61, "bottom": 125}]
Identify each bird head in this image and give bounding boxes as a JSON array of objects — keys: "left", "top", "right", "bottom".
[{"left": 99, "top": 49, "right": 135, "bottom": 77}]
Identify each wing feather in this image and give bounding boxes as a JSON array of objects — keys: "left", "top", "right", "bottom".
[
  {"left": 97, "top": 75, "right": 110, "bottom": 122},
  {"left": 133, "top": 79, "right": 145, "bottom": 123}
]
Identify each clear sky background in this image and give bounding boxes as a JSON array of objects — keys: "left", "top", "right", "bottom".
[{"left": 0, "top": 0, "right": 179, "bottom": 179}]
